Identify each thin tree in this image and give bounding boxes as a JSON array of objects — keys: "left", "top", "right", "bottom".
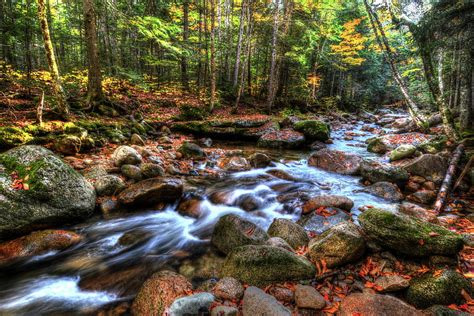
[
  {"left": 181, "top": 0, "right": 190, "bottom": 91},
  {"left": 363, "top": 0, "right": 426, "bottom": 128},
  {"left": 267, "top": 0, "right": 281, "bottom": 113},
  {"left": 233, "top": 0, "right": 247, "bottom": 89},
  {"left": 37, "top": 0, "right": 69, "bottom": 117},
  {"left": 83, "top": 0, "right": 104, "bottom": 106},
  {"left": 209, "top": 0, "right": 217, "bottom": 111}
]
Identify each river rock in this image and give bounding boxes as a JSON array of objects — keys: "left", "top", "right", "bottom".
[
  {"left": 242, "top": 286, "right": 291, "bottom": 316},
  {"left": 168, "top": 292, "right": 215, "bottom": 315},
  {"left": 303, "top": 195, "right": 354, "bottom": 213},
  {"left": 359, "top": 208, "right": 464, "bottom": 257},
  {"left": 407, "top": 190, "right": 437, "bottom": 205},
  {"left": 359, "top": 159, "right": 409, "bottom": 185},
  {"left": 178, "top": 142, "right": 205, "bottom": 158},
  {"left": 121, "top": 164, "right": 143, "bottom": 181},
  {"left": 177, "top": 195, "right": 204, "bottom": 218},
  {"left": 112, "top": 145, "right": 142, "bottom": 167},
  {"left": 118, "top": 178, "right": 183, "bottom": 207},
  {"left": 402, "top": 154, "right": 448, "bottom": 183},
  {"left": 178, "top": 250, "right": 225, "bottom": 281},
  {"left": 211, "top": 306, "right": 238, "bottom": 316},
  {"left": 266, "top": 237, "right": 295, "bottom": 252},
  {"left": 338, "top": 293, "right": 423, "bottom": 316},
  {"left": 213, "top": 277, "right": 244, "bottom": 301},
  {"left": 131, "top": 270, "right": 192, "bottom": 316},
  {"left": 293, "top": 120, "right": 330, "bottom": 141},
  {"left": 0, "top": 145, "right": 96, "bottom": 238},
  {"left": 267, "top": 218, "right": 309, "bottom": 249},
  {"left": 0, "top": 230, "right": 81, "bottom": 264},
  {"left": 308, "top": 149, "right": 362, "bottom": 175},
  {"left": 268, "top": 286, "right": 294, "bottom": 303},
  {"left": 248, "top": 152, "right": 271, "bottom": 168},
  {"left": 390, "top": 144, "right": 416, "bottom": 161},
  {"left": 308, "top": 221, "right": 365, "bottom": 268},
  {"left": 55, "top": 135, "right": 81, "bottom": 155},
  {"left": 130, "top": 133, "right": 146, "bottom": 146},
  {"left": 424, "top": 305, "right": 472, "bottom": 316},
  {"left": 406, "top": 270, "right": 472, "bottom": 309},
  {"left": 298, "top": 208, "right": 351, "bottom": 234},
  {"left": 211, "top": 214, "right": 268, "bottom": 254},
  {"left": 367, "top": 137, "right": 392, "bottom": 154},
  {"left": 365, "top": 182, "right": 404, "bottom": 201},
  {"left": 217, "top": 156, "right": 250, "bottom": 171},
  {"left": 140, "top": 163, "right": 164, "bottom": 178},
  {"left": 257, "top": 130, "right": 305, "bottom": 149},
  {"left": 94, "top": 175, "right": 126, "bottom": 196},
  {"left": 221, "top": 245, "right": 316, "bottom": 286},
  {"left": 374, "top": 275, "right": 409, "bottom": 292},
  {"left": 295, "top": 285, "right": 326, "bottom": 310},
  {"left": 399, "top": 202, "right": 439, "bottom": 223}
]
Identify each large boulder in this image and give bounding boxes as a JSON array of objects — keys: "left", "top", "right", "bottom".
[
  {"left": 267, "top": 218, "right": 309, "bottom": 249},
  {"left": 0, "top": 230, "right": 81, "bottom": 264},
  {"left": 308, "top": 221, "right": 365, "bottom": 268},
  {"left": 303, "top": 195, "right": 354, "bottom": 214},
  {"left": 308, "top": 149, "right": 362, "bottom": 175},
  {"left": 211, "top": 214, "right": 269, "bottom": 254},
  {"left": 359, "top": 208, "right": 464, "bottom": 257},
  {"left": 0, "top": 146, "right": 96, "bottom": 238},
  {"left": 359, "top": 159, "right": 409, "bottom": 185},
  {"left": 402, "top": 154, "right": 448, "bottom": 183},
  {"left": 338, "top": 293, "right": 423, "bottom": 316},
  {"left": 365, "top": 182, "right": 404, "bottom": 201},
  {"left": 258, "top": 130, "right": 305, "bottom": 149},
  {"left": 242, "top": 286, "right": 291, "bottom": 316},
  {"left": 294, "top": 120, "right": 330, "bottom": 141},
  {"left": 131, "top": 271, "right": 192, "bottom": 316},
  {"left": 118, "top": 178, "right": 183, "bottom": 207},
  {"left": 112, "top": 145, "right": 142, "bottom": 167},
  {"left": 221, "top": 245, "right": 316, "bottom": 286},
  {"left": 406, "top": 270, "right": 472, "bottom": 309}
]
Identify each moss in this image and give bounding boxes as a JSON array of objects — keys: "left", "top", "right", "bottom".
[
  {"left": 294, "top": 120, "right": 330, "bottom": 141},
  {"left": 178, "top": 104, "right": 209, "bottom": 120},
  {"left": 418, "top": 136, "right": 448, "bottom": 154},
  {"left": 0, "top": 154, "right": 48, "bottom": 192},
  {"left": 0, "top": 126, "right": 34, "bottom": 148}
]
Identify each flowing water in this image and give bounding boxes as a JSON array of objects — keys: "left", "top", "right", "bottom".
[{"left": 0, "top": 119, "right": 399, "bottom": 315}]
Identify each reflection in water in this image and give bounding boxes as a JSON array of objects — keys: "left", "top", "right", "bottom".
[{"left": 0, "top": 121, "right": 397, "bottom": 314}]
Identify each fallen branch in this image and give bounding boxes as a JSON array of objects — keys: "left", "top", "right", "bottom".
[
  {"left": 433, "top": 144, "right": 465, "bottom": 213},
  {"left": 453, "top": 156, "right": 473, "bottom": 192}
]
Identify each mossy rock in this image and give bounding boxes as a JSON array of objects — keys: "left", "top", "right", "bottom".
[
  {"left": 178, "top": 104, "right": 209, "bottom": 120},
  {"left": 267, "top": 218, "right": 309, "bottom": 249},
  {"left": 0, "top": 126, "right": 34, "bottom": 148},
  {"left": 367, "top": 137, "right": 390, "bottom": 154},
  {"left": 0, "top": 145, "right": 95, "bottom": 239},
  {"left": 221, "top": 245, "right": 316, "bottom": 286},
  {"left": 359, "top": 208, "right": 463, "bottom": 257},
  {"left": 406, "top": 270, "right": 472, "bottom": 309},
  {"left": 390, "top": 144, "right": 416, "bottom": 161},
  {"left": 293, "top": 120, "right": 330, "bottom": 141},
  {"left": 417, "top": 136, "right": 448, "bottom": 154}
]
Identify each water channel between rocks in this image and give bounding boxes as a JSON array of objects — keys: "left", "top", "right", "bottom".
[{"left": 0, "top": 120, "right": 398, "bottom": 315}]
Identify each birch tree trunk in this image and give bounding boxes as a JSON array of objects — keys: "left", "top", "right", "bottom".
[
  {"left": 84, "top": 0, "right": 104, "bottom": 106},
  {"left": 37, "top": 0, "right": 69, "bottom": 117}
]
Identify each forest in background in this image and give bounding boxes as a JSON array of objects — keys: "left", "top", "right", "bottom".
[{"left": 0, "top": 0, "right": 473, "bottom": 140}]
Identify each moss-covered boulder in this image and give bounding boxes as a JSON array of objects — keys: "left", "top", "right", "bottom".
[
  {"left": 0, "top": 146, "right": 96, "bottom": 239},
  {"left": 390, "top": 144, "right": 416, "bottom": 161},
  {"left": 294, "top": 120, "right": 330, "bottom": 141},
  {"left": 211, "top": 214, "right": 269, "bottom": 254},
  {"left": 267, "top": 218, "right": 309, "bottom": 249},
  {"left": 359, "top": 208, "right": 463, "bottom": 257},
  {"left": 406, "top": 270, "right": 472, "bottom": 308},
  {"left": 418, "top": 136, "right": 448, "bottom": 154},
  {"left": 0, "top": 126, "right": 33, "bottom": 148},
  {"left": 308, "top": 221, "right": 365, "bottom": 268},
  {"left": 221, "top": 245, "right": 316, "bottom": 286}
]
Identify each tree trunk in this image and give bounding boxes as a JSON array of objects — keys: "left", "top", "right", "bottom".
[
  {"left": 209, "top": 0, "right": 217, "bottom": 111},
  {"left": 233, "top": 0, "right": 246, "bottom": 89},
  {"left": 83, "top": 0, "right": 103, "bottom": 106},
  {"left": 364, "top": 0, "right": 426, "bottom": 129},
  {"left": 461, "top": 49, "right": 474, "bottom": 131},
  {"left": 37, "top": 0, "right": 69, "bottom": 117},
  {"left": 181, "top": 0, "right": 190, "bottom": 91},
  {"left": 267, "top": 0, "right": 281, "bottom": 113}
]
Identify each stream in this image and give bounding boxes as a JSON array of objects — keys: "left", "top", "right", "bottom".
[{"left": 0, "top": 118, "right": 401, "bottom": 315}]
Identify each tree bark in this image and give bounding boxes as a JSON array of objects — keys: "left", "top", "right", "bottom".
[
  {"left": 209, "top": 0, "right": 217, "bottom": 111},
  {"left": 233, "top": 0, "right": 246, "bottom": 89},
  {"left": 181, "top": 0, "right": 190, "bottom": 91},
  {"left": 83, "top": 0, "right": 104, "bottom": 106},
  {"left": 37, "top": 0, "right": 69, "bottom": 117},
  {"left": 267, "top": 0, "right": 281, "bottom": 113},
  {"left": 433, "top": 144, "right": 464, "bottom": 213}
]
